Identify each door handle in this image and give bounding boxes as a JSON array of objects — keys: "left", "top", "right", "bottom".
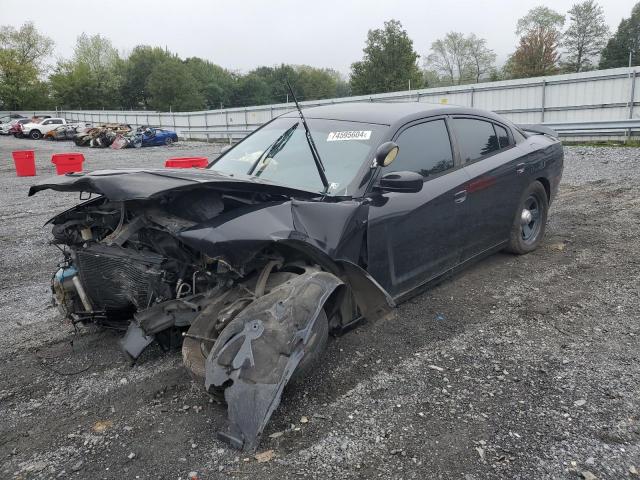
[
  {"left": 454, "top": 189, "right": 467, "bottom": 204},
  {"left": 516, "top": 163, "right": 526, "bottom": 175}
]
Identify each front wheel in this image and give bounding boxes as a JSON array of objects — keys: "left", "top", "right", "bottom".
[
  {"left": 164, "top": 137, "right": 174, "bottom": 146},
  {"left": 505, "top": 181, "right": 549, "bottom": 255},
  {"left": 29, "top": 130, "right": 42, "bottom": 140}
]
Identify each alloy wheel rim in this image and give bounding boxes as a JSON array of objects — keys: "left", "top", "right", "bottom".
[{"left": 521, "top": 195, "right": 541, "bottom": 243}]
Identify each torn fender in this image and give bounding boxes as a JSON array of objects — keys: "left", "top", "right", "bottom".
[{"left": 205, "top": 269, "right": 341, "bottom": 451}]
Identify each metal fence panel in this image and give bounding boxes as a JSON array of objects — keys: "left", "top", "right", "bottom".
[{"left": 3, "top": 66, "right": 636, "bottom": 141}]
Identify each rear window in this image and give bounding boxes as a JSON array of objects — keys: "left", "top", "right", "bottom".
[
  {"left": 452, "top": 118, "right": 499, "bottom": 163},
  {"left": 495, "top": 124, "right": 512, "bottom": 148}
]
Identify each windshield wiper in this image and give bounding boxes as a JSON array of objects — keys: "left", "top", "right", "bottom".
[
  {"left": 247, "top": 122, "right": 298, "bottom": 176},
  {"left": 285, "top": 80, "right": 329, "bottom": 193}
]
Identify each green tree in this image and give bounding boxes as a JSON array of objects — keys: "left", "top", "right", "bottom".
[
  {"left": 50, "top": 33, "right": 122, "bottom": 109},
  {"left": 0, "top": 22, "right": 53, "bottom": 109},
  {"left": 184, "top": 57, "right": 236, "bottom": 109},
  {"left": 562, "top": 0, "right": 610, "bottom": 72},
  {"left": 350, "top": 19, "right": 422, "bottom": 95},
  {"left": 230, "top": 72, "right": 272, "bottom": 107},
  {"left": 293, "top": 66, "right": 338, "bottom": 101},
  {"left": 599, "top": 2, "right": 640, "bottom": 68},
  {"left": 239, "top": 64, "right": 342, "bottom": 105},
  {"left": 146, "top": 57, "right": 204, "bottom": 111},
  {"left": 330, "top": 70, "right": 352, "bottom": 97},
  {"left": 505, "top": 6, "right": 565, "bottom": 78},
  {"left": 120, "top": 46, "right": 173, "bottom": 108}
]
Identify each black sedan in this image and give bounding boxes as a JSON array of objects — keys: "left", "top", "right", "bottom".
[{"left": 30, "top": 102, "right": 563, "bottom": 452}]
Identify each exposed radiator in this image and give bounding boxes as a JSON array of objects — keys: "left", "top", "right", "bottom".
[{"left": 74, "top": 244, "right": 167, "bottom": 316}]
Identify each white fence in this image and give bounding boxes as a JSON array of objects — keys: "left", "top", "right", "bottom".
[{"left": 3, "top": 66, "right": 640, "bottom": 141}]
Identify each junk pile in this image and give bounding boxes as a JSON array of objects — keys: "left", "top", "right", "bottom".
[
  {"left": 44, "top": 124, "right": 85, "bottom": 141},
  {"left": 72, "top": 125, "right": 177, "bottom": 149},
  {"left": 74, "top": 124, "right": 133, "bottom": 148}
]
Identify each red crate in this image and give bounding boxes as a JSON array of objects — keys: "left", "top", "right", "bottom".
[
  {"left": 51, "top": 153, "right": 84, "bottom": 175},
  {"left": 165, "top": 157, "right": 209, "bottom": 169}
]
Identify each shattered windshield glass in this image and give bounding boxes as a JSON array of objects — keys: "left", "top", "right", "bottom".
[{"left": 210, "top": 117, "right": 386, "bottom": 195}]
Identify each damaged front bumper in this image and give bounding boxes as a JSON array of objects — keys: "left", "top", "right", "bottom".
[{"left": 34, "top": 169, "right": 395, "bottom": 452}]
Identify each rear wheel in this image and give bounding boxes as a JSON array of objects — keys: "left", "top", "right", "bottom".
[{"left": 506, "top": 181, "right": 548, "bottom": 254}]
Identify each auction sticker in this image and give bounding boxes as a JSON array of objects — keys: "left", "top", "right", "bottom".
[{"left": 327, "top": 131, "right": 372, "bottom": 141}]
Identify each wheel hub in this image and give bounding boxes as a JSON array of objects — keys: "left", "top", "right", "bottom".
[{"left": 520, "top": 209, "right": 533, "bottom": 225}]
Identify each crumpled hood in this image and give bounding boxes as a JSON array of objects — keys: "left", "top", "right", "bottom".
[{"left": 28, "top": 168, "right": 319, "bottom": 201}]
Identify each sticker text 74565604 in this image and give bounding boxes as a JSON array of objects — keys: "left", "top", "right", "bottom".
[{"left": 326, "top": 131, "right": 372, "bottom": 142}]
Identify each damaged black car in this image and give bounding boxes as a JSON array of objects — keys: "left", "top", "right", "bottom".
[{"left": 29, "top": 102, "right": 563, "bottom": 452}]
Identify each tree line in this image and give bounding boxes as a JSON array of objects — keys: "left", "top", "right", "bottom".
[{"left": 1, "top": 1, "right": 639, "bottom": 112}]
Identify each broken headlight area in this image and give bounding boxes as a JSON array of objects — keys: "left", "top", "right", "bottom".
[
  {"left": 45, "top": 189, "right": 356, "bottom": 452},
  {"left": 53, "top": 205, "right": 200, "bottom": 325}
]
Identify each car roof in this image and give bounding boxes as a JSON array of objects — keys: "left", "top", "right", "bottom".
[{"left": 281, "top": 102, "right": 502, "bottom": 126}]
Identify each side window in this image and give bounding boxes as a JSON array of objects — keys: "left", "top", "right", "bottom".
[
  {"left": 387, "top": 119, "right": 454, "bottom": 178},
  {"left": 52, "top": 119, "right": 63, "bottom": 125},
  {"left": 452, "top": 118, "right": 499, "bottom": 163},
  {"left": 42, "top": 120, "right": 51, "bottom": 125},
  {"left": 495, "top": 124, "right": 512, "bottom": 148}
]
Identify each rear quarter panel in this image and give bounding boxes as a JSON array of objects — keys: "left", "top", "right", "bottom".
[{"left": 521, "top": 135, "right": 564, "bottom": 204}]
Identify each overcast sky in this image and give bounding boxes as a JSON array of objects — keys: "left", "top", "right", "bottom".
[{"left": 2, "top": 0, "right": 635, "bottom": 75}]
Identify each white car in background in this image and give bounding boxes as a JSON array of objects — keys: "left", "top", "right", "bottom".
[
  {"left": 0, "top": 116, "right": 27, "bottom": 134},
  {"left": 22, "top": 118, "right": 67, "bottom": 139},
  {"left": 0, "top": 119, "right": 18, "bottom": 135}
]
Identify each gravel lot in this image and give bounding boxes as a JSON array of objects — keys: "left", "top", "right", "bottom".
[{"left": 0, "top": 136, "right": 638, "bottom": 480}]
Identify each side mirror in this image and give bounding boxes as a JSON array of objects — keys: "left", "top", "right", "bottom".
[
  {"left": 373, "top": 141, "right": 399, "bottom": 167},
  {"left": 376, "top": 171, "right": 423, "bottom": 193}
]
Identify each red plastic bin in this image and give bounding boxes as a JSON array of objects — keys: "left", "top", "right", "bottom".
[
  {"left": 51, "top": 153, "right": 84, "bottom": 175},
  {"left": 12, "top": 150, "right": 36, "bottom": 177},
  {"left": 165, "top": 157, "right": 209, "bottom": 169}
]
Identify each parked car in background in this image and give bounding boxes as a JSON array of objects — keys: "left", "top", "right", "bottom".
[
  {"left": 0, "top": 118, "right": 22, "bottom": 135},
  {"left": 7, "top": 119, "right": 31, "bottom": 137},
  {"left": 30, "top": 103, "right": 563, "bottom": 453},
  {"left": 0, "top": 114, "right": 26, "bottom": 124},
  {"left": 135, "top": 127, "right": 179, "bottom": 147},
  {"left": 21, "top": 117, "right": 67, "bottom": 139}
]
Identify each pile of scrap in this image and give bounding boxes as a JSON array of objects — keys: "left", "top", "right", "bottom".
[
  {"left": 44, "top": 124, "right": 86, "bottom": 141},
  {"left": 74, "top": 124, "right": 132, "bottom": 148}
]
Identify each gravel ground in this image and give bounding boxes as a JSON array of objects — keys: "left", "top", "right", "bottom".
[{"left": 0, "top": 137, "right": 638, "bottom": 480}]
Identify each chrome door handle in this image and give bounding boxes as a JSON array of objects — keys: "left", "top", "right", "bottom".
[
  {"left": 454, "top": 190, "right": 467, "bottom": 204},
  {"left": 516, "top": 163, "right": 526, "bottom": 174}
]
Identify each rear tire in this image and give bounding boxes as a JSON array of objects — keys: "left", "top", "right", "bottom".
[{"left": 505, "top": 181, "right": 549, "bottom": 255}]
